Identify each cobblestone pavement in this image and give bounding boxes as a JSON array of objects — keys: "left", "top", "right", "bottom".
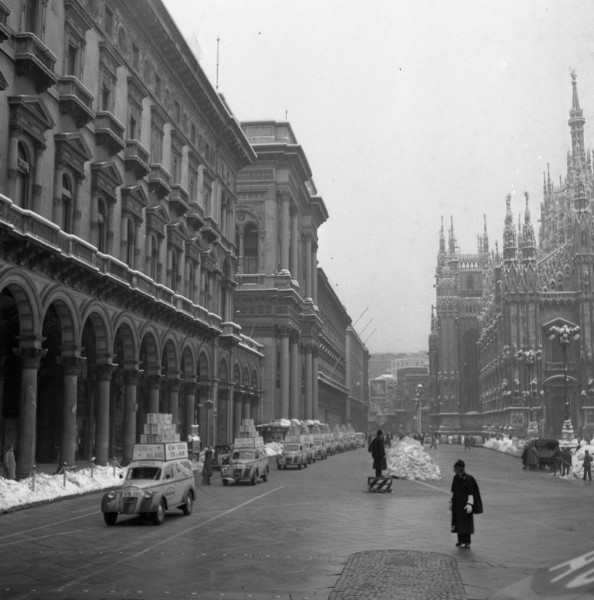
[{"left": 328, "top": 550, "right": 467, "bottom": 600}]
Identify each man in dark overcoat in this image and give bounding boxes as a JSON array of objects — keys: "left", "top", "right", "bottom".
[
  {"left": 368, "top": 430, "right": 386, "bottom": 477},
  {"left": 450, "top": 459, "right": 483, "bottom": 550}
]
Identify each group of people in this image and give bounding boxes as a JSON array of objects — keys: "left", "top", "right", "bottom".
[{"left": 521, "top": 441, "right": 592, "bottom": 480}]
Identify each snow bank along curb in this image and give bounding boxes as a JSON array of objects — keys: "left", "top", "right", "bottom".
[{"left": 386, "top": 437, "right": 441, "bottom": 480}]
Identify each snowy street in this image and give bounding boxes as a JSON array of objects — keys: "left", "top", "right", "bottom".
[{"left": 1, "top": 444, "right": 593, "bottom": 599}]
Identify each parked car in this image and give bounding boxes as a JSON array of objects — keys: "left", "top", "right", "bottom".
[
  {"left": 221, "top": 446, "right": 270, "bottom": 485},
  {"left": 101, "top": 456, "right": 195, "bottom": 526},
  {"left": 277, "top": 442, "right": 308, "bottom": 469},
  {"left": 313, "top": 439, "right": 327, "bottom": 460},
  {"left": 212, "top": 444, "right": 232, "bottom": 469}
]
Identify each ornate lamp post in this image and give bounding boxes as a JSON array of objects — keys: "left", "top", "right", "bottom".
[
  {"left": 415, "top": 384, "right": 424, "bottom": 436},
  {"left": 548, "top": 324, "right": 580, "bottom": 436},
  {"left": 516, "top": 347, "right": 542, "bottom": 437}
]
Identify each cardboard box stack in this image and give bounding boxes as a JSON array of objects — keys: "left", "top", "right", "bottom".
[
  {"left": 285, "top": 421, "right": 307, "bottom": 444},
  {"left": 139, "top": 413, "right": 180, "bottom": 443},
  {"left": 234, "top": 419, "right": 264, "bottom": 448}
]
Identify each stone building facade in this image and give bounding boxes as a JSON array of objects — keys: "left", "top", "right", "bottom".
[
  {"left": 234, "top": 121, "right": 327, "bottom": 423},
  {"left": 0, "top": 0, "right": 264, "bottom": 477},
  {"left": 430, "top": 73, "right": 594, "bottom": 439}
]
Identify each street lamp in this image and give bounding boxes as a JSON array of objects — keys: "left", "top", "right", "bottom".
[
  {"left": 415, "top": 384, "right": 424, "bottom": 435},
  {"left": 548, "top": 324, "right": 580, "bottom": 425}
]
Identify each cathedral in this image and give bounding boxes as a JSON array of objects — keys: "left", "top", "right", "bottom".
[{"left": 429, "top": 72, "right": 594, "bottom": 439}]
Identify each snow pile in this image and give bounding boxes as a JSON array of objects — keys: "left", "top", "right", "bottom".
[
  {"left": 386, "top": 437, "right": 441, "bottom": 480},
  {"left": 0, "top": 465, "right": 124, "bottom": 513},
  {"left": 483, "top": 437, "right": 523, "bottom": 457}
]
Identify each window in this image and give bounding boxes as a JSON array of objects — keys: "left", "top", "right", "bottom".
[
  {"left": 126, "top": 219, "right": 135, "bottom": 267},
  {"left": 150, "top": 236, "right": 159, "bottom": 280},
  {"left": 171, "top": 145, "right": 182, "bottom": 183},
  {"left": 132, "top": 43, "right": 140, "bottom": 70},
  {"left": 174, "top": 101, "right": 180, "bottom": 124},
  {"left": 204, "top": 185, "right": 211, "bottom": 215},
  {"left": 190, "top": 123, "right": 196, "bottom": 145},
  {"left": 24, "top": 0, "right": 39, "bottom": 34},
  {"left": 15, "top": 143, "right": 31, "bottom": 209},
  {"left": 67, "top": 43, "right": 78, "bottom": 76},
  {"left": 170, "top": 249, "right": 178, "bottom": 291},
  {"left": 155, "top": 75, "right": 162, "bottom": 99},
  {"left": 244, "top": 224, "right": 259, "bottom": 274},
  {"left": 128, "top": 98, "right": 141, "bottom": 140},
  {"left": 151, "top": 123, "right": 163, "bottom": 163},
  {"left": 62, "top": 174, "right": 73, "bottom": 233},
  {"left": 189, "top": 167, "right": 198, "bottom": 202},
  {"left": 97, "top": 198, "right": 107, "bottom": 253},
  {"left": 188, "top": 261, "right": 195, "bottom": 301},
  {"left": 104, "top": 6, "right": 113, "bottom": 36}
]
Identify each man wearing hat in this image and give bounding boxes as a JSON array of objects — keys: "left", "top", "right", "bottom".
[
  {"left": 368, "top": 430, "right": 387, "bottom": 477},
  {"left": 449, "top": 459, "right": 483, "bottom": 549}
]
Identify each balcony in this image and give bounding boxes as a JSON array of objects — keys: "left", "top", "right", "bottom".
[
  {"left": 201, "top": 216, "right": 219, "bottom": 244},
  {"left": 148, "top": 163, "right": 171, "bottom": 200},
  {"left": 169, "top": 183, "right": 189, "bottom": 216},
  {"left": 94, "top": 111, "right": 125, "bottom": 156},
  {"left": 124, "top": 139, "right": 150, "bottom": 180},
  {"left": 58, "top": 76, "right": 95, "bottom": 128},
  {"left": 186, "top": 201, "right": 205, "bottom": 229},
  {"left": 220, "top": 321, "right": 242, "bottom": 346},
  {"left": 14, "top": 32, "right": 57, "bottom": 92}
]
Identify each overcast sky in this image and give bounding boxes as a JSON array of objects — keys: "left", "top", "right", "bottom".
[{"left": 164, "top": 0, "right": 594, "bottom": 355}]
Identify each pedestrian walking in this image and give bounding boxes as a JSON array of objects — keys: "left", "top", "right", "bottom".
[
  {"left": 583, "top": 450, "right": 592, "bottom": 481},
  {"left": 202, "top": 447, "right": 213, "bottom": 485},
  {"left": 551, "top": 445, "right": 562, "bottom": 476},
  {"left": 561, "top": 447, "right": 572, "bottom": 476},
  {"left": 464, "top": 436, "right": 472, "bottom": 450},
  {"left": 449, "top": 459, "right": 483, "bottom": 550},
  {"left": 527, "top": 442, "right": 539, "bottom": 471},
  {"left": 429, "top": 434, "right": 437, "bottom": 450},
  {"left": 368, "top": 430, "right": 387, "bottom": 477},
  {"left": 2, "top": 444, "right": 16, "bottom": 480},
  {"left": 521, "top": 443, "right": 529, "bottom": 470}
]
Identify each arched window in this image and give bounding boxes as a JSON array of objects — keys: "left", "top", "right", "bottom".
[
  {"left": 97, "top": 198, "right": 107, "bottom": 253},
  {"left": 244, "top": 223, "right": 259, "bottom": 274},
  {"left": 150, "top": 236, "right": 159, "bottom": 281},
  {"left": 126, "top": 219, "right": 135, "bottom": 267},
  {"left": 62, "top": 174, "right": 73, "bottom": 233},
  {"left": 15, "top": 143, "right": 31, "bottom": 209}
]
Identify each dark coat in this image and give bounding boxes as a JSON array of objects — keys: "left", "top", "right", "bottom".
[
  {"left": 202, "top": 449, "right": 213, "bottom": 476},
  {"left": 369, "top": 436, "right": 387, "bottom": 471},
  {"left": 451, "top": 471, "right": 483, "bottom": 535}
]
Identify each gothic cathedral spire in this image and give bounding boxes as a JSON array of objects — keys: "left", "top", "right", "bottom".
[{"left": 569, "top": 70, "right": 586, "bottom": 164}]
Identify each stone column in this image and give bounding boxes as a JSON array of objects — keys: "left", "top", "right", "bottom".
[
  {"left": 53, "top": 165, "right": 65, "bottom": 229},
  {"left": 122, "top": 368, "right": 139, "bottom": 464},
  {"left": 305, "top": 344, "right": 313, "bottom": 420},
  {"left": 280, "top": 329, "right": 290, "bottom": 418},
  {"left": 290, "top": 210, "right": 299, "bottom": 279},
  {"left": 184, "top": 378, "right": 197, "bottom": 441},
  {"left": 305, "top": 236, "right": 312, "bottom": 298},
  {"left": 61, "top": 356, "right": 83, "bottom": 466},
  {"left": 280, "top": 193, "right": 290, "bottom": 270},
  {"left": 147, "top": 373, "right": 161, "bottom": 414},
  {"left": 312, "top": 348, "right": 319, "bottom": 420},
  {"left": 211, "top": 379, "right": 219, "bottom": 447},
  {"left": 13, "top": 345, "right": 46, "bottom": 480},
  {"left": 233, "top": 390, "right": 243, "bottom": 439},
  {"left": 243, "top": 393, "right": 251, "bottom": 420},
  {"left": 312, "top": 246, "right": 318, "bottom": 304},
  {"left": 167, "top": 376, "right": 181, "bottom": 429},
  {"left": 290, "top": 336, "right": 300, "bottom": 419},
  {"left": 95, "top": 363, "right": 117, "bottom": 465}
]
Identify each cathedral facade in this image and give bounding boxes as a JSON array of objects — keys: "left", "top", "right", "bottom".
[{"left": 430, "top": 73, "right": 594, "bottom": 439}]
